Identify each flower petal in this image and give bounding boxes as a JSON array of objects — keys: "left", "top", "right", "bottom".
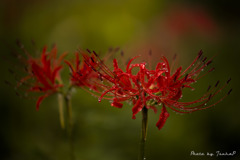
[
  {"left": 126, "top": 56, "right": 140, "bottom": 73},
  {"left": 51, "top": 66, "right": 62, "bottom": 83},
  {"left": 132, "top": 98, "right": 142, "bottom": 119},
  {"left": 31, "top": 62, "right": 52, "bottom": 89},
  {"left": 148, "top": 106, "right": 158, "bottom": 114},
  {"left": 36, "top": 95, "right": 48, "bottom": 110},
  {"left": 113, "top": 59, "right": 119, "bottom": 70},
  {"left": 111, "top": 101, "right": 123, "bottom": 108},
  {"left": 156, "top": 104, "right": 169, "bottom": 130}
]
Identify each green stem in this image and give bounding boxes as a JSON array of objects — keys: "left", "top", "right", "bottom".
[
  {"left": 65, "top": 93, "right": 75, "bottom": 160},
  {"left": 139, "top": 106, "right": 148, "bottom": 160},
  {"left": 65, "top": 94, "right": 73, "bottom": 135},
  {"left": 58, "top": 93, "right": 65, "bottom": 129}
]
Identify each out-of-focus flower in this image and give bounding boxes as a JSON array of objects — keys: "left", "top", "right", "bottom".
[
  {"left": 126, "top": 5, "right": 220, "bottom": 60},
  {"left": 18, "top": 45, "right": 67, "bottom": 110},
  {"left": 163, "top": 6, "right": 218, "bottom": 38},
  {"left": 64, "top": 50, "right": 98, "bottom": 90},
  {"left": 80, "top": 50, "right": 232, "bottom": 130}
]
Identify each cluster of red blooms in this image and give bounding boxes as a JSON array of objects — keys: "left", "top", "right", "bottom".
[
  {"left": 17, "top": 45, "right": 67, "bottom": 110},
  {"left": 64, "top": 50, "right": 98, "bottom": 90},
  {"left": 15, "top": 45, "right": 232, "bottom": 130},
  {"left": 77, "top": 49, "right": 232, "bottom": 130}
]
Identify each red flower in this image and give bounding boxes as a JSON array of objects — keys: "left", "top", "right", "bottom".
[
  {"left": 18, "top": 45, "right": 67, "bottom": 110},
  {"left": 64, "top": 50, "right": 99, "bottom": 90},
  {"left": 81, "top": 50, "right": 231, "bottom": 130}
]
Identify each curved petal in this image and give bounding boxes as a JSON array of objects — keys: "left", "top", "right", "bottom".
[
  {"left": 132, "top": 98, "right": 142, "bottom": 119},
  {"left": 36, "top": 95, "right": 48, "bottom": 110},
  {"left": 111, "top": 100, "right": 123, "bottom": 108},
  {"left": 156, "top": 104, "right": 169, "bottom": 130}
]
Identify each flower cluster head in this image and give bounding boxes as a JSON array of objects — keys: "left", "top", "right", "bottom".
[
  {"left": 17, "top": 45, "right": 67, "bottom": 110},
  {"left": 80, "top": 49, "right": 232, "bottom": 130},
  {"left": 64, "top": 50, "right": 98, "bottom": 90}
]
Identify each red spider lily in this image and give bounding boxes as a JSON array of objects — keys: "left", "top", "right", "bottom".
[
  {"left": 64, "top": 50, "right": 99, "bottom": 90},
  {"left": 81, "top": 49, "right": 232, "bottom": 130},
  {"left": 164, "top": 6, "right": 218, "bottom": 37},
  {"left": 18, "top": 45, "right": 67, "bottom": 110}
]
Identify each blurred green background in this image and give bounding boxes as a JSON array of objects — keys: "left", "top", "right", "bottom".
[{"left": 1, "top": 0, "right": 240, "bottom": 160}]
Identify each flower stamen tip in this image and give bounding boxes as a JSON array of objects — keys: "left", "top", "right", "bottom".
[
  {"left": 227, "top": 89, "right": 232, "bottom": 95},
  {"left": 227, "top": 78, "right": 231, "bottom": 84}
]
